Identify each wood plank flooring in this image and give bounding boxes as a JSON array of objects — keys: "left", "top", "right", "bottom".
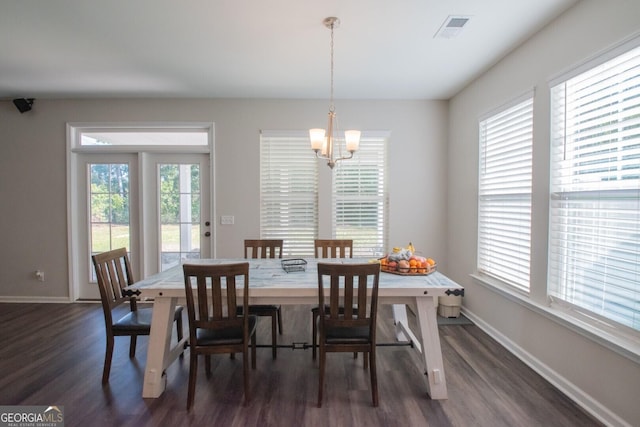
[{"left": 0, "top": 303, "right": 603, "bottom": 427}]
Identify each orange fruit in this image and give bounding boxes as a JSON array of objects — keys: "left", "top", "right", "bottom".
[{"left": 426, "top": 258, "right": 435, "bottom": 266}]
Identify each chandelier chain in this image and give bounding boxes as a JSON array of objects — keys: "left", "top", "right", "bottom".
[{"left": 329, "top": 21, "right": 335, "bottom": 113}]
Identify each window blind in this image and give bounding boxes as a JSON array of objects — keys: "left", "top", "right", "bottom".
[
  {"left": 260, "top": 131, "right": 318, "bottom": 256},
  {"left": 478, "top": 96, "right": 534, "bottom": 292},
  {"left": 549, "top": 44, "right": 640, "bottom": 331},
  {"left": 332, "top": 133, "right": 389, "bottom": 257}
]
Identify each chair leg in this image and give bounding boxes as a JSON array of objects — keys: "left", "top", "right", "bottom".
[
  {"left": 251, "top": 331, "right": 257, "bottom": 369},
  {"left": 317, "top": 340, "right": 325, "bottom": 407},
  {"left": 277, "top": 306, "right": 283, "bottom": 334},
  {"left": 244, "top": 342, "right": 251, "bottom": 404},
  {"left": 102, "top": 336, "right": 114, "bottom": 384},
  {"left": 187, "top": 352, "right": 198, "bottom": 410},
  {"left": 369, "top": 347, "right": 378, "bottom": 407},
  {"left": 312, "top": 309, "right": 318, "bottom": 360},
  {"left": 271, "top": 311, "right": 277, "bottom": 360},
  {"left": 129, "top": 335, "right": 137, "bottom": 358},
  {"left": 205, "top": 355, "right": 211, "bottom": 376}
]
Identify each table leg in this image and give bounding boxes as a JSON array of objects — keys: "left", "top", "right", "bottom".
[
  {"left": 142, "top": 296, "right": 178, "bottom": 398},
  {"left": 414, "top": 296, "right": 448, "bottom": 399},
  {"left": 392, "top": 304, "right": 409, "bottom": 341}
]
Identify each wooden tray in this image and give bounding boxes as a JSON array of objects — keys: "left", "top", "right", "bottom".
[{"left": 381, "top": 265, "right": 436, "bottom": 276}]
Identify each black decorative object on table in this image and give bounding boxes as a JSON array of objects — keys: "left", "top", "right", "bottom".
[{"left": 281, "top": 259, "right": 307, "bottom": 273}]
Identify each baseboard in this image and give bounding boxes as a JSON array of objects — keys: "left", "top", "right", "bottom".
[
  {"left": 0, "top": 296, "right": 72, "bottom": 303},
  {"left": 462, "top": 308, "right": 631, "bottom": 427}
]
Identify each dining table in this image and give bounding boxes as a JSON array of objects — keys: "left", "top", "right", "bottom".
[{"left": 125, "top": 257, "right": 464, "bottom": 400}]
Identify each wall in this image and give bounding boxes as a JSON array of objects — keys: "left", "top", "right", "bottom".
[
  {"left": 447, "top": 1, "right": 640, "bottom": 426},
  {"left": 0, "top": 98, "right": 448, "bottom": 300}
]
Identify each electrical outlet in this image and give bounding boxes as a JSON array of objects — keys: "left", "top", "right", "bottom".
[
  {"left": 35, "top": 270, "right": 45, "bottom": 282},
  {"left": 220, "top": 215, "right": 235, "bottom": 225}
]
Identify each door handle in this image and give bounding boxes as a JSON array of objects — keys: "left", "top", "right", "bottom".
[{"left": 204, "top": 231, "right": 211, "bottom": 237}]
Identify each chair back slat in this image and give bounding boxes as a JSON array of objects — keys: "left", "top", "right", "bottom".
[
  {"left": 244, "top": 239, "right": 283, "bottom": 259},
  {"left": 314, "top": 239, "right": 353, "bottom": 258},
  {"left": 343, "top": 276, "right": 354, "bottom": 318},
  {"left": 357, "top": 272, "right": 369, "bottom": 315}
]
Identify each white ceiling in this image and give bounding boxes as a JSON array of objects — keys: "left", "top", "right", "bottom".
[{"left": 0, "top": 0, "right": 577, "bottom": 101}]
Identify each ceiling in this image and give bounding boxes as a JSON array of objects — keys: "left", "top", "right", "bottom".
[{"left": 0, "top": 0, "right": 578, "bottom": 101}]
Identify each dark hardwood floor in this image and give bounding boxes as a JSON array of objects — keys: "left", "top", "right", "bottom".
[{"left": 0, "top": 302, "right": 602, "bottom": 427}]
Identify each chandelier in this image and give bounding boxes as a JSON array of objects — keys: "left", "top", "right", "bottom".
[{"left": 310, "top": 17, "right": 360, "bottom": 169}]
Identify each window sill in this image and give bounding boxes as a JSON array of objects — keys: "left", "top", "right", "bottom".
[{"left": 470, "top": 273, "right": 640, "bottom": 365}]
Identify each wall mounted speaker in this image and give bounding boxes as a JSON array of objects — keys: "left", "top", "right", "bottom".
[{"left": 13, "top": 98, "right": 34, "bottom": 113}]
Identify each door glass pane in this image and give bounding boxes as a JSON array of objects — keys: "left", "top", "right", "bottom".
[
  {"left": 89, "top": 163, "right": 131, "bottom": 279},
  {"left": 160, "top": 163, "right": 201, "bottom": 271}
]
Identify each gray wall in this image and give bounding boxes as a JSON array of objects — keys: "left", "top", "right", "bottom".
[
  {"left": 447, "top": 1, "right": 640, "bottom": 426},
  {"left": 0, "top": 98, "right": 448, "bottom": 300}
]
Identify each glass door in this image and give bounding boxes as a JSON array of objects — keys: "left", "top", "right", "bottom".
[
  {"left": 73, "top": 152, "right": 211, "bottom": 300},
  {"left": 143, "top": 153, "right": 211, "bottom": 274},
  {"left": 75, "top": 154, "right": 138, "bottom": 300}
]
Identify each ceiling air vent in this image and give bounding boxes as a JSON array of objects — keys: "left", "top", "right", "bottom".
[{"left": 435, "top": 15, "right": 471, "bottom": 39}]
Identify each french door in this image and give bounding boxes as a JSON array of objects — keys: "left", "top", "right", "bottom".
[{"left": 73, "top": 152, "right": 211, "bottom": 300}]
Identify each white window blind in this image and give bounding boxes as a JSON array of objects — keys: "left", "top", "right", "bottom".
[
  {"left": 549, "top": 44, "right": 640, "bottom": 331},
  {"left": 260, "top": 131, "right": 318, "bottom": 256},
  {"left": 478, "top": 96, "right": 534, "bottom": 292},
  {"left": 332, "top": 133, "right": 389, "bottom": 257}
]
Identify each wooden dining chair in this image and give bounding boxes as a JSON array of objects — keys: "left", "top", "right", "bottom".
[
  {"left": 237, "top": 239, "right": 283, "bottom": 359},
  {"left": 314, "top": 239, "right": 353, "bottom": 259},
  {"left": 311, "top": 239, "right": 353, "bottom": 360},
  {"left": 183, "top": 262, "right": 257, "bottom": 410},
  {"left": 316, "top": 262, "right": 380, "bottom": 407},
  {"left": 92, "top": 247, "right": 184, "bottom": 385}
]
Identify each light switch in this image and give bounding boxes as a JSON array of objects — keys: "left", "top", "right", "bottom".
[{"left": 221, "top": 215, "right": 234, "bottom": 225}]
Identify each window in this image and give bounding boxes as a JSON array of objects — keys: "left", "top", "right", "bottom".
[
  {"left": 478, "top": 95, "right": 534, "bottom": 292},
  {"left": 260, "top": 131, "right": 319, "bottom": 256},
  {"left": 549, "top": 43, "right": 640, "bottom": 332},
  {"left": 81, "top": 130, "right": 208, "bottom": 146},
  {"left": 260, "top": 131, "right": 388, "bottom": 257},
  {"left": 333, "top": 133, "right": 388, "bottom": 257}
]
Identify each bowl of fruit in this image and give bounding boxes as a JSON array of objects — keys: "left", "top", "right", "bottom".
[{"left": 379, "top": 243, "right": 436, "bottom": 275}]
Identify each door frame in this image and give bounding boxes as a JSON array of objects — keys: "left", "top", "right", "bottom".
[{"left": 67, "top": 122, "right": 215, "bottom": 301}]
